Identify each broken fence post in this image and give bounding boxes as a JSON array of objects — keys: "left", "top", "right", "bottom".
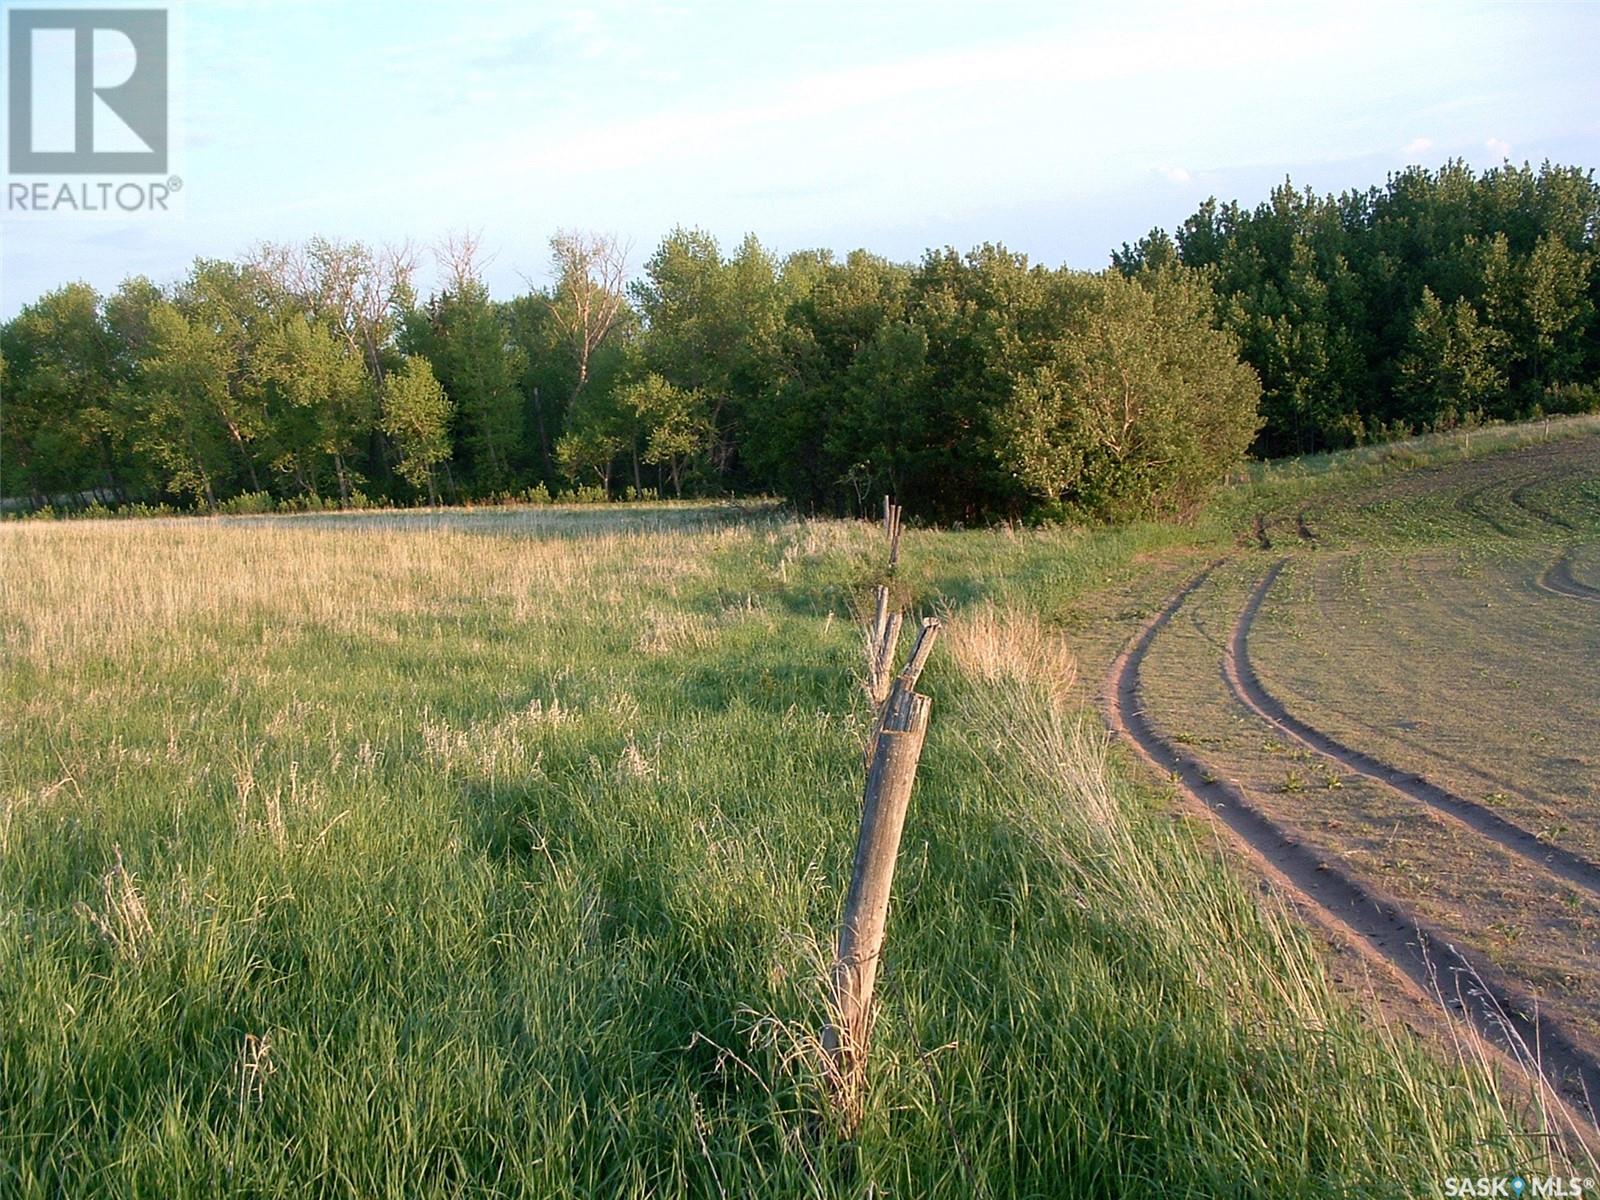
[
  {"left": 870, "top": 610, "right": 902, "bottom": 711},
  {"left": 866, "top": 583, "right": 897, "bottom": 712},
  {"left": 882, "top": 495, "right": 903, "bottom": 572},
  {"left": 824, "top": 689, "right": 933, "bottom": 1105},
  {"left": 865, "top": 615, "right": 937, "bottom": 767},
  {"left": 828, "top": 615, "right": 940, "bottom": 1116}
]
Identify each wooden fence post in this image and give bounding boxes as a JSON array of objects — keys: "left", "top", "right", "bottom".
[
  {"left": 865, "top": 615, "right": 935, "bottom": 768},
  {"left": 870, "top": 611, "right": 902, "bottom": 707},
  {"left": 826, "top": 617, "right": 939, "bottom": 1120},
  {"left": 870, "top": 584, "right": 890, "bottom": 656},
  {"left": 824, "top": 694, "right": 932, "bottom": 1101}
]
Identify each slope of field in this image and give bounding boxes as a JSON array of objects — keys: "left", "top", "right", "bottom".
[
  {"left": 0, "top": 485, "right": 1560, "bottom": 1197},
  {"left": 1097, "top": 427, "right": 1600, "bottom": 1126}
]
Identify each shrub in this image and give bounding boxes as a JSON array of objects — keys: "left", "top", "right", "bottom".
[
  {"left": 215, "top": 490, "right": 277, "bottom": 515},
  {"left": 996, "top": 267, "right": 1262, "bottom": 521}
]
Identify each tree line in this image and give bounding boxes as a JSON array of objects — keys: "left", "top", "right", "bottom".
[
  {"left": 4, "top": 159, "right": 1596, "bottom": 521},
  {"left": 1115, "top": 159, "right": 1600, "bottom": 455}
]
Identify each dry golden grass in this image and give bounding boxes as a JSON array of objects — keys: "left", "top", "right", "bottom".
[
  {"left": 944, "top": 602, "right": 1078, "bottom": 710},
  {"left": 0, "top": 516, "right": 745, "bottom": 670},
  {"left": 944, "top": 598, "right": 1348, "bottom": 1034}
]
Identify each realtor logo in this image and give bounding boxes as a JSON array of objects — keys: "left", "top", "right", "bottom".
[{"left": 8, "top": 8, "right": 168, "bottom": 173}]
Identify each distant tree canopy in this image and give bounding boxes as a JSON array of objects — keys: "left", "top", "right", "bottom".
[
  {"left": 1114, "top": 159, "right": 1600, "bottom": 455},
  {"left": 5, "top": 160, "right": 1598, "bottom": 519}
]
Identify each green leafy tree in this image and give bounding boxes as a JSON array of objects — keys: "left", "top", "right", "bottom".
[
  {"left": 997, "top": 269, "right": 1261, "bottom": 519},
  {"left": 170, "top": 259, "right": 277, "bottom": 493},
  {"left": 632, "top": 229, "right": 787, "bottom": 483},
  {"left": 0, "top": 284, "right": 116, "bottom": 503},
  {"left": 554, "top": 421, "right": 625, "bottom": 493},
  {"left": 745, "top": 250, "right": 911, "bottom": 512},
  {"left": 101, "top": 277, "right": 168, "bottom": 500},
  {"left": 405, "top": 277, "right": 525, "bottom": 491},
  {"left": 133, "top": 302, "right": 238, "bottom": 506},
  {"left": 381, "top": 355, "right": 453, "bottom": 503},
  {"left": 905, "top": 244, "right": 1056, "bottom": 519},
  {"left": 620, "top": 372, "right": 709, "bottom": 496},
  {"left": 823, "top": 319, "right": 930, "bottom": 506},
  {"left": 1519, "top": 232, "right": 1593, "bottom": 393},
  {"left": 504, "top": 292, "right": 578, "bottom": 482},
  {"left": 1397, "top": 288, "right": 1507, "bottom": 425},
  {"left": 1139, "top": 161, "right": 1600, "bottom": 448},
  {"left": 254, "top": 313, "right": 373, "bottom": 501}
]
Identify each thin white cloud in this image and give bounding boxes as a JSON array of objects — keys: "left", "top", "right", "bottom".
[
  {"left": 224, "top": 6, "right": 1381, "bottom": 227},
  {"left": 1401, "top": 136, "right": 1433, "bottom": 156},
  {"left": 1485, "top": 136, "right": 1511, "bottom": 158}
]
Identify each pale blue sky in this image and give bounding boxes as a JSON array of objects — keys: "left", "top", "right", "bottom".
[{"left": 3, "top": 0, "right": 1598, "bottom": 315}]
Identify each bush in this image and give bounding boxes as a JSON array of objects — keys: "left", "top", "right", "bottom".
[
  {"left": 1543, "top": 382, "right": 1600, "bottom": 415},
  {"left": 996, "top": 268, "right": 1262, "bottom": 520},
  {"left": 215, "top": 490, "right": 277, "bottom": 515}
]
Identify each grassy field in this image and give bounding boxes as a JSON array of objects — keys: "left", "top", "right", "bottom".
[{"left": 4, "top": 421, "right": 1598, "bottom": 1196}]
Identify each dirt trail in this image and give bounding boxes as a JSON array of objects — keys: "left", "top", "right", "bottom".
[
  {"left": 1454, "top": 478, "right": 1525, "bottom": 536},
  {"left": 1540, "top": 554, "right": 1600, "bottom": 603},
  {"left": 1511, "top": 483, "right": 1577, "bottom": 532},
  {"left": 1102, "top": 568, "right": 1600, "bottom": 1120},
  {"left": 1508, "top": 471, "right": 1598, "bottom": 601},
  {"left": 1231, "top": 562, "right": 1600, "bottom": 899},
  {"left": 1288, "top": 560, "right": 1574, "bottom": 811}
]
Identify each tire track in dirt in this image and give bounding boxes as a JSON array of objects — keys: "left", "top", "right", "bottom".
[
  {"left": 1508, "top": 474, "right": 1599, "bottom": 603},
  {"left": 1231, "top": 562, "right": 1600, "bottom": 899},
  {"left": 1300, "top": 554, "right": 1585, "bottom": 817},
  {"left": 1102, "top": 567, "right": 1600, "bottom": 1117},
  {"left": 1540, "top": 554, "right": 1600, "bottom": 603},
  {"left": 1454, "top": 479, "right": 1524, "bottom": 536},
  {"left": 1511, "top": 482, "right": 1577, "bottom": 532}
]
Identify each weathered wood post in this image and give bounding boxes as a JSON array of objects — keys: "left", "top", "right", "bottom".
[
  {"left": 883, "top": 496, "right": 903, "bottom": 572},
  {"left": 871, "top": 609, "right": 902, "bottom": 705},
  {"left": 826, "top": 617, "right": 940, "bottom": 1117},
  {"left": 865, "top": 586, "right": 900, "bottom": 755},
  {"left": 870, "top": 584, "right": 890, "bottom": 661}
]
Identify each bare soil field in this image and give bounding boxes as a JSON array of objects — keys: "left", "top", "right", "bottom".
[{"left": 1094, "top": 431, "right": 1600, "bottom": 1117}]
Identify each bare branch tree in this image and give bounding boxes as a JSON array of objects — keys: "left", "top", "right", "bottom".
[
  {"left": 435, "top": 230, "right": 495, "bottom": 297},
  {"left": 247, "top": 236, "right": 415, "bottom": 388},
  {"left": 547, "top": 229, "right": 630, "bottom": 398}
]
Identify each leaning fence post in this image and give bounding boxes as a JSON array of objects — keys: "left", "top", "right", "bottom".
[
  {"left": 870, "top": 584, "right": 890, "bottom": 654},
  {"left": 826, "top": 616, "right": 939, "bottom": 1123},
  {"left": 871, "top": 610, "right": 902, "bottom": 707},
  {"left": 824, "top": 694, "right": 932, "bottom": 1103},
  {"left": 866, "top": 584, "right": 895, "bottom": 710}
]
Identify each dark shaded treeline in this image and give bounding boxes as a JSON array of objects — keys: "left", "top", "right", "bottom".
[{"left": 4, "top": 160, "right": 1596, "bottom": 520}]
